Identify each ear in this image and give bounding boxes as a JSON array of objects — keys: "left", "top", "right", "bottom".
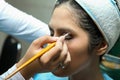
[{"left": 96, "top": 41, "right": 108, "bottom": 56}]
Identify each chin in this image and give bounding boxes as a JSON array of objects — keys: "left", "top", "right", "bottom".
[
  {"left": 52, "top": 67, "right": 70, "bottom": 77},
  {"left": 52, "top": 72, "right": 67, "bottom": 77}
]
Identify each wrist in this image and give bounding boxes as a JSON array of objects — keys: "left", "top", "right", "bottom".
[
  {"left": 16, "top": 59, "right": 35, "bottom": 79},
  {"left": 16, "top": 58, "right": 42, "bottom": 79}
]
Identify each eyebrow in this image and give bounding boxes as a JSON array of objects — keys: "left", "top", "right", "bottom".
[{"left": 48, "top": 24, "right": 75, "bottom": 33}]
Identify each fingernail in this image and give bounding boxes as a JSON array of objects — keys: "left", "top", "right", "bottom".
[
  {"left": 51, "top": 37, "right": 59, "bottom": 41},
  {"left": 59, "top": 33, "right": 69, "bottom": 41}
]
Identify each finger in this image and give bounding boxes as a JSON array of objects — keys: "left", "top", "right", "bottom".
[
  {"left": 38, "top": 35, "right": 67, "bottom": 71},
  {"left": 51, "top": 42, "right": 68, "bottom": 66},
  {"left": 63, "top": 51, "right": 71, "bottom": 69},
  {"left": 56, "top": 43, "right": 71, "bottom": 69},
  {"left": 46, "top": 35, "right": 67, "bottom": 63},
  {"left": 39, "top": 36, "right": 64, "bottom": 66},
  {"left": 32, "top": 35, "right": 58, "bottom": 48}
]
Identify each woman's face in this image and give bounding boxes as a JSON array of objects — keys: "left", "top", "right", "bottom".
[{"left": 49, "top": 5, "right": 94, "bottom": 76}]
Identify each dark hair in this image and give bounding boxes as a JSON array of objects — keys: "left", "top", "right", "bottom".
[{"left": 55, "top": 0, "right": 105, "bottom": 53}]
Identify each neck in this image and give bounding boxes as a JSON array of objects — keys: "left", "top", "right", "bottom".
[
  {"left": 69, "top": 56, "right": 104, "bottom": 80},
  {"left": 69, "top": 66, "right": 104, "bottom": 80}
]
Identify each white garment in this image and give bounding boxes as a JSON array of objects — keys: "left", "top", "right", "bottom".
[
  {"left": 0, "top": 0, "right": 50, "bottom": 42},
  {"left": 1, "top": 64, "right": 27, "bottom": 80},
  {"left": 0, "top": 0, "right": 50, "bottom": 79}
]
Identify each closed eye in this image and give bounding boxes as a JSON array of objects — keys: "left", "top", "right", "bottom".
[
  {"left": 65, "top": 33, "right": 73, "bottom": 40},
  {"left": 49, "top": 25, "right": 74, "bottom": 40}
]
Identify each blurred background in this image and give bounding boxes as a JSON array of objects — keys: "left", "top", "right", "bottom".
[{"left": 0, "top": 0, "right": 55, "bottom": 58}]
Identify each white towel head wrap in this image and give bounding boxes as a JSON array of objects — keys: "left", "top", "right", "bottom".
[{"left": 75, "top": 0, "right": 120, "bottom": 53}]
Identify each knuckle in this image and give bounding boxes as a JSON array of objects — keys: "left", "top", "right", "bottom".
[
  {"left": 40, "top": 58, "right": 51, "bottom": 67},
  {"left": 32, "top": 39, "right": 38, "bottom": 45},
  {"left": 55, "top": 45, "right": 63, "bottom": 52}
]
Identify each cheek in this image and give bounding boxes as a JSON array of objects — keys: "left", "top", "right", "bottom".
[
  {"left": 68, "top": 37, "right": 89, "bottom": 58},
  {"left": 67, "top": 38, "right": 90, "bottom": 72}
]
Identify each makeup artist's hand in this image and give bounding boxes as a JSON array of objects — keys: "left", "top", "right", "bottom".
[{"left": 16, "top": 35, "right": 71, "bottom": 79}]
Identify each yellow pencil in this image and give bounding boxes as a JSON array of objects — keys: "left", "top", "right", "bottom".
[
  {"left": 5, "top": 33, "right": 68, "bottom": 80},
  {"left": 5, "top": 42, "right": 56, "bottom": 80}
]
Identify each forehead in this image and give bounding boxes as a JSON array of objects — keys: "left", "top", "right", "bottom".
[{"left": 49, "top": 4, "right": 78, "bottom": 30}]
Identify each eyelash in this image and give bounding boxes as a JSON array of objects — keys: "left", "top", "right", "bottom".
[
  {"left": 65, "top": 33, "right": 73, "bottom": 40},
  {"left": 50, "top": 30, "right": 73, "bottom": 40}
]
